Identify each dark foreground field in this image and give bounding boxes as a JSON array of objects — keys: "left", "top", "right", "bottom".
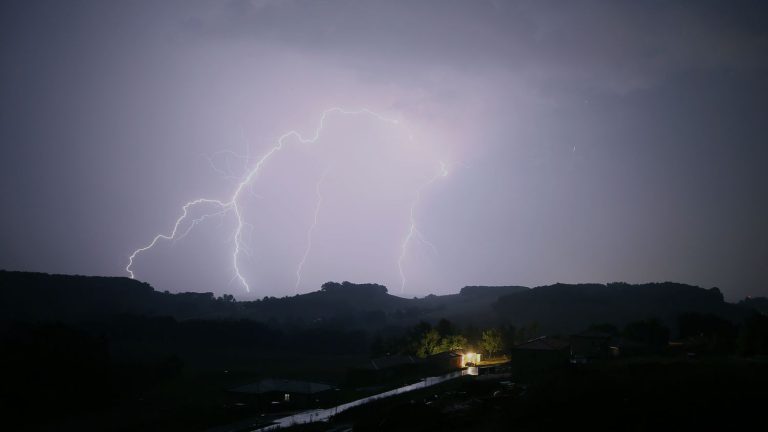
[
  {"left": 3, "top": 273, "right": 768, "bottom": 431},
  {"left": 285, "top": 357, "right": 768, "bottom": 432}
]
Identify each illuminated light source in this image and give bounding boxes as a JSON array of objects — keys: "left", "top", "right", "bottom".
[{"left": 461, "top": 352, "right": 481, "bottom": 367}]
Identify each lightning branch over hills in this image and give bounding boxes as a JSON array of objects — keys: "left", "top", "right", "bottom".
[
  {"left": 397, "top": 161, "right": 448, "bottom": 293},
  {"left": 294, "top": 167, "right": 330, "bottom": 292},
  {"left": 126, "top": 108, "right": 448, "bottom": 294}
]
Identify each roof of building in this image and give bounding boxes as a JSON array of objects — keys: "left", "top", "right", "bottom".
[
  {"left": 571, "top": 330, "right": 613, "bottom": 339},
  {"left": 514, "top": 336, "right": 570, "bottom": 351},
  {"left": 427, "top": 350, "right": 463, "bottom": 360},
  {"left": 353, "top": 354, "right": 420, "bottom": 370},
  {"left": 230, "top": 378, "right": 334, "bottom": 395}
]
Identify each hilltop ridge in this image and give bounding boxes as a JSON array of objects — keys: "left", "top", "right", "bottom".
[{"left": 0, "top": 270, "right": 759, "bottom": 333}]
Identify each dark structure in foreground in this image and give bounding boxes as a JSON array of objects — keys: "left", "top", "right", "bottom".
[
  {"left": 229, "top": 378, "right": 335, "bottom": 409},
  {"left": 509, "top": 336, "right": 570, "bottom": 374}
]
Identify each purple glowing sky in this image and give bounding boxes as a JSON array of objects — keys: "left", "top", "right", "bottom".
[{"left": 1, "top": 1, "right": 766, "bottom": 299}]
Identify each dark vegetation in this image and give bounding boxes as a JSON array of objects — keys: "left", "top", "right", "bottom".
[
  {"left": 301, "top": 358, "right": 768, "bottom": 432},
  {"left": 1, "top": 270, "right": 767, "bottom": 431},
  {"left": 493, "top": 282, "right": 747, "bottom": 334}
]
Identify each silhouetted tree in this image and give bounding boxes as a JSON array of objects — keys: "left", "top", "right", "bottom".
[
  {"left": 417, "top": 329, "right": 442, "bottom": 358},
  {"left": 480, "top": 328, "right": 503, "bottom": 357},
  {"left": 218, "top": 294, "right": 235, "bottom": 302},
  {"left": 440, "top": 334, "right": 469, "bottom": 352}
]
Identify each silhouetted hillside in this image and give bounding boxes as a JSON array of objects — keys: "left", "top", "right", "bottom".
[
  {"left": 1, "top": 271, "right": 538, "bottom": 328},
  {"left": 493, "top": 282, "right": 749, "bottom": 334},
  {"left": 0, "top": 270, "right": 238, "bottom": 321},
  {"left": 739, "top": 296, "right": 768, "bottom": 315},
  {"left": 0, "top": 271, "right": 755, "bottom": 333},
  {"left": 413, "top": 285, "right": 530, "bottom": 325},
  {"left": 459, "top": 285, "right": 529, "bottom": 297},
  {"left": 3, "top": 270, "right": 766, "bottom": 431},
  {"left": 240, "top": 281, "right": 415, "bottom": 325}
]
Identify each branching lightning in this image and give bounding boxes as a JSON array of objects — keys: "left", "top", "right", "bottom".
[
  {"left": 397, "top": 161, "right": 449, "bottom": 293},
  {"left": 127, "top": 107, "right": 447, "bottom": 294},
  {"left": 126, "top": 198, "right": 227, "bottom": 279}
]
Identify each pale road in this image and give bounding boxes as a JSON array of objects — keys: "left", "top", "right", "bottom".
[{"left": 251, "top": 369, "right": 473, "bottom": 431}]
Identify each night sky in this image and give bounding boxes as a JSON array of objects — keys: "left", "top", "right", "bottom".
[{"left": 1, "top": 1, "right": 766, "bottom": 300}]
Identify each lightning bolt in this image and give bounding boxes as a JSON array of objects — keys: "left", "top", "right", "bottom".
[
  {"left": 126, "top": 198, "right": 228, "bottom": 279},
  {"left": 294, "top": 167, "right": 330, "bottom": 292},
  {"left": 397, "top": 161, "right": 449, "bottom": 293},
  {"left": 127, "top": 107, "right": 427, "bottom": 293}
]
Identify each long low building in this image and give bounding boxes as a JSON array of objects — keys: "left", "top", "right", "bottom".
[
  {"left": 229, "top": 378, "right": 335, "bottom": 408},
  {"left": 509, "top": 336, "right": 571, "bottom": 374},
  {"left": 347, "top": 354, "right": 421, "bottom": 385}
]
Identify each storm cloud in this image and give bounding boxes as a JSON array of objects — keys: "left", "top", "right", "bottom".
[{"left": 1, "top": 0, "right": 766, "bottom": 299}]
